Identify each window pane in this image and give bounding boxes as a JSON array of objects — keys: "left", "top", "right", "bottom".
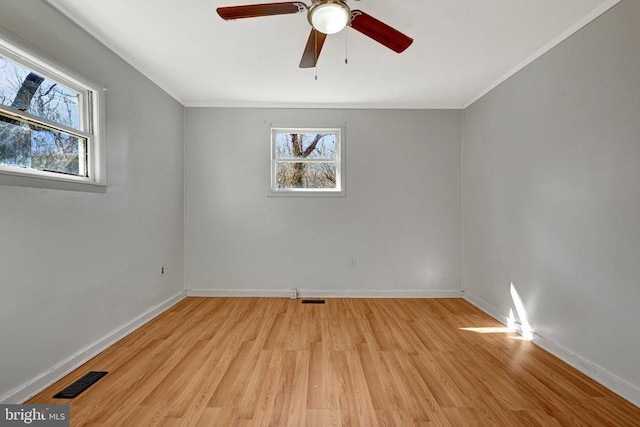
[
  {"left": 0, "top": 54, "right": 81, "bottom": 130},
  {"left": 0, "top": 113, "right": 86, "bottom": 176},
  {"left": 275, "top": 162, "right": 337, "bottom": 189},
  {"left": 274, "top": 131, "right": 338, "bottom": 160}
]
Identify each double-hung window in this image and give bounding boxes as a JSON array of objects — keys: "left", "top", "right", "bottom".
[
  {"left": 270, "top": 126, "right": 345, "bottom": 195},
  {"left": 0, "top": 34, "right": 104, "bottom": 186}
]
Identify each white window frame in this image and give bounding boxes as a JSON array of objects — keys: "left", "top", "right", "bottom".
[
  {"left": 269, "top": 124, "right": 346, "bottom": 196},
  {"left": 0, "top": 31, "right": 106, "bottom": 189}
]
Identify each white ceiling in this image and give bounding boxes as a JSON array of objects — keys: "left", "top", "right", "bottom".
[{"left": 45, "top": 0, "right": 619, "bottom": 108}]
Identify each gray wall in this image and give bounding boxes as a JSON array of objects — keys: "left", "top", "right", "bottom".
[
  {"left": 185, "top": 108, "right": 462, "bottom": 296},
  {"left": 463, "top": 0, "right": 640, "bottom": 403},
  {"left": 0, "top": 0, "right": 185, "bottom": 401}
]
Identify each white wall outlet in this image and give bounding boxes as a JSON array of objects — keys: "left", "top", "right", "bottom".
[
  {"left": 349, "top": 257, "right": 357, "bottom": 267},
  {"left": 290, "top": 289, "right": 298, "bottom": 299}
]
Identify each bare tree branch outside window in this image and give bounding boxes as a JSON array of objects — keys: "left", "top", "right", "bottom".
[
  {"left": 0, "top": 53, "right": 85, "bottom": 176},
  {"left": 272, "top": 129, "right": 341, "bottom": 191}
]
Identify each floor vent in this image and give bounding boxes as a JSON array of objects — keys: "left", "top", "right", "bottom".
[
  {"left": 301, "top": 299, "right": 325, "bottom": 304},
  {"left": 53, "top": 371, "right": 108, "bottom": 399}
]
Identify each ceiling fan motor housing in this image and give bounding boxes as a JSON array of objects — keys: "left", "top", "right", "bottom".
[{"left": 307, "top": 0, "right": 351, "bottom": 34}]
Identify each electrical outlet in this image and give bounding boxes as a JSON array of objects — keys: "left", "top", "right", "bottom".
[
  {"left": 161, "top": 266, "right": 165, "bottom": 275},
  {"left": 290, "top": 289, "right": 298, "bottom": 299},
  {"left": 349, "top": 257, "right": 357, "bottom": 267}
]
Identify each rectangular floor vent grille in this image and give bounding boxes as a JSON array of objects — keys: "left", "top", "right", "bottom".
[
  {"left": 53, "top": 371, "right": 108, "bottom": 399},
  {"left": 301, "top": 299, "right": 325, "bottom": 304}
]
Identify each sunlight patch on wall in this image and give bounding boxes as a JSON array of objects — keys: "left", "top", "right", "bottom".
[{"left": 510, "top": 282, "right": 533, "bottom": 341}]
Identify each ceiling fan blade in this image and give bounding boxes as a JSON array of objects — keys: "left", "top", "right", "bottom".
[
  {"left": 217, "top": 2, "right": 306, "bottom": 20},
  {"left": 349, "top": 10, "right": 413, "bottom": 53},
  {"left": 299, "top": 29, "right": 327, "bottom": 68}
]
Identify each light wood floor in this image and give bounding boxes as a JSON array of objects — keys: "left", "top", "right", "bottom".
[{"left": 29, "top": 297, "right": 640, "bottom": 426}]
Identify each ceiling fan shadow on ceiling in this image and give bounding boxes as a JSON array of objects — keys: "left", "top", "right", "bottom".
[{"left": 216, "top": 0, "right": 413, "bottom": 68}]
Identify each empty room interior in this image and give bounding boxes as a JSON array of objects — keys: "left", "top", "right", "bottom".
[{"left": 1, "top": 0, "right": 639, "bottom": 425}]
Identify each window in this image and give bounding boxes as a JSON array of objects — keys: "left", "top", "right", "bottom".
[
  {"left": 270, "top": 126, "right": 345, "bottom": 195},
  {"left": 0, "top": 34, "right": 104, "bottom": 186}
]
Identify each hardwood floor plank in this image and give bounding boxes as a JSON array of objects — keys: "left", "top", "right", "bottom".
[
  {"left": 26, "top": 297, "right": 640, "bottom": 426},
  {"left": 356, "top": 343, "right": 402, "bottom": 412},
  {"left": 195, "top": 407, "right": 235, "bottom": 425},
  {"left": 268, "top": 350, "right": 299, "bottom": 426},
  {"left": 366, "top": 313, "right": 395, "bottom": 351},
  {"left": 307, "top": 341, "right": 338, "bottom": 410},
  {"left": 391, "top": 349, "right": 451, "bottom": 424},
  {"left": 380, "top": 350, "right": 433, "bottom": 423},
  {"left": 376, "top": 409, "right": 416, "bottom": 427},
  {"left": 250, "top": 348, "right": 286, "bottom": 426},
  {"left": 306, "top": 408, "right": 342, "bottom": 426},
  {"left": 234, "top": 349, "right": 273, "bottom": 419},
  {"left": 208, "top": 340, "right": 261, "bottom": 408},
  {"left": 344, "top": 349, "right": 380, "bottom": 426},
  {"left": 409, "top": 351, "right": 471, "bottom": 409},
  {"left": 285, "top": 349, "right": 311, "bottom": 426},
  {"left": 331, "top": 350, "right": 363, "bottom": 427}
]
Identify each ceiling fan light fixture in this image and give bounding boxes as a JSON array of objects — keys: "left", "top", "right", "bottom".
[{"left": 308, "top": 1, "right": 350, "bottom": 35}]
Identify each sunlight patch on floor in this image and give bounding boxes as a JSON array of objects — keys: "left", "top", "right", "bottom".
[
  {"left": 459, "top": 326, "right": 513, "bottom": 334},
  {"left": 460, "top": 283, "right": 534, "bottom": 341}
]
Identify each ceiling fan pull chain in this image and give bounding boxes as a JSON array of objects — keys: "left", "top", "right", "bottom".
[
  {"left": 345, "top": 28, "right": 349, "bottom": 64},
  {"left": 314, "top": 29, "right": 319, "bottom": 80}
]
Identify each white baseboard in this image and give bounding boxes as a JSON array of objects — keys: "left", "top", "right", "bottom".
[
  {"left": 298, "top": 289, "right": 463, "bottom": 298},
  {"left": 1, "top": 291, "right": 186, "bottom": 404},
  {"left": 187, "top": 289, "right": 292, "bottom": 297},
  {"left": 463, "top": 292, "right": 640, "bottom": 408},
  {"left": 463, "top": 292, "right": 514, "bottom": 328},
  {"left": 187, "top": 288, "right": 463, "bottom": 298},
  {"left": 532, "top": 333, "right": 640, "bottom": 407}
]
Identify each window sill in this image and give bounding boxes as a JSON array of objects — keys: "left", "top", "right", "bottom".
[
  {"left": 268, "top": 189, "right": 345, "bottom": 197},
  {"left": 0, "top": 169, "right": 107, "bottom": 193}
]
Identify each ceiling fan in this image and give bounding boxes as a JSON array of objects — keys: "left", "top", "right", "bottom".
[{"left": 216, "top": 0, "right": 413, "bottom": 68}]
